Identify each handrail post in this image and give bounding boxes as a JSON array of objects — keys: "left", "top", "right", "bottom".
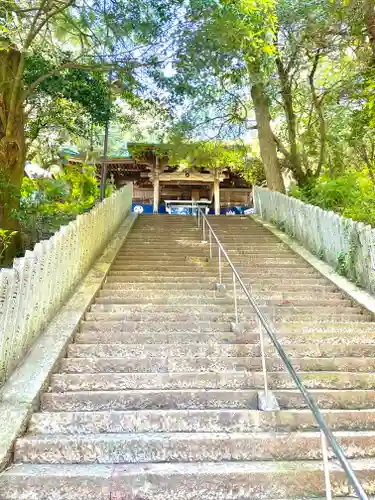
[
  {"left": 233, "top": 272, "right": 238, "bottom": 325},
  {"left": 209, "top": 231, "right": 212, "bottom": 260},
  {"left": 258, "top": 318, "right": 269, "bottom": 401},
  {"left": 218, "top": 247, "right": 222, "bottom": 286},
  {"left": 202, "top": 217, "right": 206, "bottom": 242},
  {"left": 321, "top": 431, "right": 333, "bottom": 500}
]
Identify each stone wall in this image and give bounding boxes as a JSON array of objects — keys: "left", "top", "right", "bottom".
[
  {"left": 0, "top": 184, "right": 133, "bottom": 386},
  {"left": 254, "top": 186, "right": 375, "bottom": 294}
]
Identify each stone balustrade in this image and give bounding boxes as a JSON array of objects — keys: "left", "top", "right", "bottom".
[
  {"left": 0, "top": 184, "right": 133, "bottom": 386},
  {"left": 254, "top": 186, "right": 375, "bottom": 294}
]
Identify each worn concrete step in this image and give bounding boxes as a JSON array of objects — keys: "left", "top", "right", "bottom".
[
  {"left": 124, "top": 237, "right": 204, "bottom": 242},
  {"left": 114, "top": 257, "right": 210, "bottom": 264},
  {"left": 84, "top": 310, "right": 369, "bottom": 322},
  {"left": 115, "top": 254, "right": 209, "bottom": 261},
  {"left": 75, "top": 329, "right": 256, "bottom": 344},
  {"left": 114, "top": 256, "right": 305, "bottom": 265},
  {"left": 28, "top": 408, "right": 375, "bottom": 435},
  {"left": 67, "top": 342, "right": 375, "bottom": 359},
  {"left": 101, "top": 282, "right": 215, "bottom": 290},
  {"left": 109, "top": 264, "right": 314, "bottom": 272},
  {"left": 90, "top": 301, "right": 357, "bottom": 312},
  {"left": 230, "top": 260, "right": 313, "bottom": 268},
  {"left": 226, "top": 247, "right": 291, "bottom": 253},
  {"left": 106, "top": 270, "right": 216, "bottom": 277},
  {"left": 109, "top": 265, "right": 214, "bottom": 272},
  {"left": 94, "top": 296, "right": 351, "bottom": 307},
  {"left": 79, "top": 318, "right": 375, "bottom": 335},
  {"left": 199, "top": 237, "right": 280, "bottom": 242},
  {"left": 105, "top": 272, "right": 323, "bottom": 281},
  {"left": 75, "top": 328, "right": 375, "bottom": 345},
  {"left": 122, "top": 243, "right": 288, "bottom": 250},
  {"left": 50, "top": 371, "right": 375, "bottom": 392},
  {"left": 99, "top": 282, "right": 339, "bottom": 293},
  {"left": 121, "top": 239, "right": 206, "bottom": 244},
  {"left": 59, "top": 356, "right": 375, "bottom": 374},
  {"left": 275, "top": 321, "right": 375, "bottom": 332},
  {"left": 79, "top": 320, "right": 231, "bottom": 333},
  {"left": 118, "top": 248, "right": 291, "bottom": 255},
  {"left": 104, "top": 275, "right": 327, "bottom": 284},
  {"left": 41, "top": 388, "right": 375, "bottom": 411},
  {"left": 1, "top": 461, "right": 374, "bottom": 499},
  {"left": 14, "top": 431, "right": 375, "bottom": 464}
]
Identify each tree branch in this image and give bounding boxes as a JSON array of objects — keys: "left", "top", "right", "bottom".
[
  {"left": 24, "top": 60, "right": 135, "bottom": 99},
  {"left": 28, "top": 0, "right": 75, "bottom": 48},
  {"left": 273, "top": 133, "right": 291, "bottom": 159},
  {"left": 23, "top": 0, "right": 49, "bottom": 49}
]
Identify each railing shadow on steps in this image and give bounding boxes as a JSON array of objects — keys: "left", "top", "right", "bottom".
[
  {"left": 0, "top": 184, "right": 133, "bottom": 387},
  {"left": 196, "top": 208, "right": 369, "bottom": 500}
]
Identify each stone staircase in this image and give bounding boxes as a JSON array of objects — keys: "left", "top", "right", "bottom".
[{"left": 1, "top": 214, "right": 375, "bottom": 499}]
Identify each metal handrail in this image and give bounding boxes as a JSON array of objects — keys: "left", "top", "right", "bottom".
[{"left": 196, "top": 208, "right": 368, "bottom": 500}]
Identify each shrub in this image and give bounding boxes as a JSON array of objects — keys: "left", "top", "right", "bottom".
[
  {"left": 290, "top": 172, "right": 375, "bottom": 227},
  {"left": 19, "top": 164, "right": 101, "bottom": 249}
]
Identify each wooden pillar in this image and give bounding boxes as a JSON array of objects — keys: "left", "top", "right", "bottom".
[
  {"left": 153, "top": 159, "right": 160, "bottom": 214},
  {"left": 214, "top": 175, "right": 220, "bottom": 215}
]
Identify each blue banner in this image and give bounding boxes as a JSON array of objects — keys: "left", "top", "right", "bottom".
[{"left": 132, "top": 204, "right": 255, "bottom": 215}]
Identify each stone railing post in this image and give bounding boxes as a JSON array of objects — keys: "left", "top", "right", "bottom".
[
  {"left": 253, "top": 185, "right": 375, "bottom": 295},
  {"left": 0, "top": 184, "right": 133, "bottom": 385}
]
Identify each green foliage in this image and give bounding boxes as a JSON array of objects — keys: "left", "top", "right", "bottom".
[
  {"left": 290, "top": 172, "right": 375, "bottom": 227},
  {"left": 19, "top": 165, "right": 100, "bottom": 248},
  {"left": 166, "top": 139, "right": 264, "bottom": 183},
  {"left": 168, "top": 141, "right": 248, "bottom": 171},
  {"left": 25, "top": 56, "right": 112, "bottom": 126},
  {"left": 0, "top": 229, "right": 18, "bottom": 262}
]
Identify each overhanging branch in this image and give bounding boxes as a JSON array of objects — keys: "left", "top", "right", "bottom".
[
  {"left": 24, "top": 60, "right": 137, "bottom": 99},
  {"left": 273, "top": 133, "right": 291, "bottom": 159}
]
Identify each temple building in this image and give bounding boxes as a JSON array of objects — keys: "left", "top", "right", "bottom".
[{"left": 68, "top": 143, "right": 253, "bottom": 215}]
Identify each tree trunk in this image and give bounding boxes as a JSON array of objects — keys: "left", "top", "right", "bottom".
[
  {"left": 275, "top": 57, "right": 307, "bottom": 185},
  {"left": 251, "top": 83, "right": 285, "bottom": 192},
  {"left": 367, "top": 7, "right": 375, "bottom": 61},
  {"left": 0, "top": 45, "right": 25, "bottom": 239},
  {"left": 308, "top": 51, "right": 327, "bottom": 178}
]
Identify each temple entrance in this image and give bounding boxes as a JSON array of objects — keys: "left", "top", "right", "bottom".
[{"left": 67, "top": 143, "right": 253, "bottom": 215}]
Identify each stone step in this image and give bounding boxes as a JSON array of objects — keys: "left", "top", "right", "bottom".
[
  {"left": 117, "top": 248, "right": 291, "bottom": 255},
  {"left": 14, "top": 431, "right": 375, "bottom": 464},
  {"left": 114, "top": 256, "right": 304, "bottom": 265},
  {"left": 84, "top": 310, "right": 369, "bottom": 322},
  {"left": 94, "top": 296, "right": 350, "bottom": 307},
  {"left": 79, "top": 320, "right": 232, "bottom": 333},
  {"left": 114, "top": 256, "right": 211, "bottom": 263},
  {"left": 104, "top": 275, "right": 326, "bottom": 284},
  {"left": 27, "top": 408, "right": 375, "bottom": 435},
  {"left": 99, "top": 282, "right": 339, "bottom": 292},
  {"left": 124, "top": 237, "right": 205, "bottom": 242},
  {"left": 50, "top": 371, "right": 375, "bottom": 392},
  {"left": 116, "top": 253, "right": 209, "bottom": 259},
  {"left": 60, "top": 356, "right": 375, "bottom": 374},
  {"left": 75, "top": 328, "right": 375, "bottom": 345},
  {"left": 121, "top": 243, "right": 289, "bottom": 250},
  {"left": 109, "top": 265, "right": 213, "bottom": 272},
  {"left": 41, "top": 388, "right": 375, "bottom": 411},
  {"left": 1, "top": 461, "right": 374, "bottom": 499},
  {"left": 109, "top": 264, "right": 314, "bottom": 272},
  {"left": 79, "top": 318, "right": 375, "bottom": 334},
  {"left": 276, "top": 321, "right": 375, "bottom": 332},
  {"left": 67, "top": 342, "right": 375, "bottom": 359},
  {"left": 90, "top": 301, "right": 357, "bottom": 312},
  {"left": 106, "top": 271, "right": 322, "bottom": 280}
]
